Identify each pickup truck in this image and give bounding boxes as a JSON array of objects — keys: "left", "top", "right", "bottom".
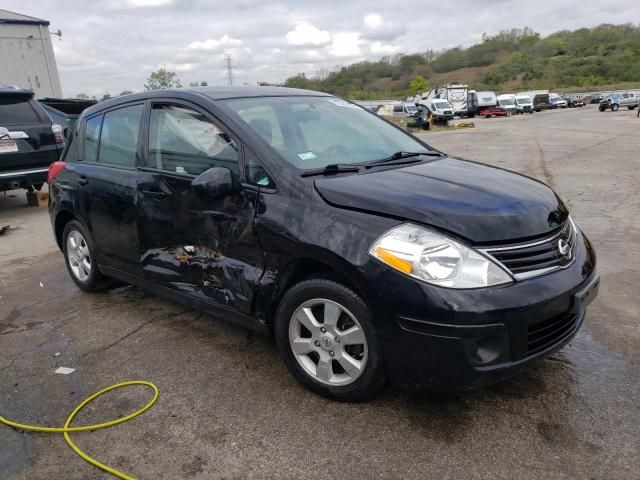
[
  {"left": 0, "top": 87, "right": 65, "bottom": 192},
  {"left": 619, "top": 92, "right": 638, "bottom": 110}
]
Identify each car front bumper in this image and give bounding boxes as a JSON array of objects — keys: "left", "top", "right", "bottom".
[{"left": 364, "top": 229, "right": 598, "bottom": 391}]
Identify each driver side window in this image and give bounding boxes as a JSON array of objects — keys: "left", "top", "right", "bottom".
[{"left": 149, "top": 104, "right": 239, "bottom": 177}]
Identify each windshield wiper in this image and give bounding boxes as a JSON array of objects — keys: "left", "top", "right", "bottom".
[
  {"left": 301, "top": 163, "right": 362, "bottom": 177},
  {"left": 366, "top": 151, "right": 443, "bottom": 168}
]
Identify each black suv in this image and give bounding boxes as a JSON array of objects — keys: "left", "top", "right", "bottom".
[
  {"left": 48, "top": 87, "right": 599, "bottom": 401},
  {"left": 0, "top": 88, "right": 65, "bottom": 192}
]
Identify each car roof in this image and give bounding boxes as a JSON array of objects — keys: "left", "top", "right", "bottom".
[
  {"left": 81, "top": 86, "right": 333, "bottom": 117},
  {"left": 0, "top": 87, "right": 34, "bottom": 98}
]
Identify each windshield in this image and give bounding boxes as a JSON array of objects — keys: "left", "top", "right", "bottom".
[
  {"left": 499, "top": 99, "right": 514, "bottom": 105},
  {"left": 433, "top": 101, "right": 452, "bottom": 110},
  {"left": 406, "top": 105, "right": 417, "bottom": 112},
  {"left": 516, "top": 97, "right": 531, "bottom": 104},
  {"left": 223, "top": 96, "right": 429, "bottom": 170}
]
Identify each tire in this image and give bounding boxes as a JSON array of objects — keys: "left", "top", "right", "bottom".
[
  {"left": 274, "top": 278, "right": 386, "bottom": 402},
  {"left": 612, "top": 104, "right": 619, "bottom": 111},
  {"left": 62, "top": 220, "right": 110, "bottom": 292},
  {"left": 628, "top": 106, "right": 636, "bottom": 110}
]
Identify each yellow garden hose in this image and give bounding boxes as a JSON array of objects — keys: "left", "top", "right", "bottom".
[{"left": 0, "top": 380, "right": 159, "bottom": 480}]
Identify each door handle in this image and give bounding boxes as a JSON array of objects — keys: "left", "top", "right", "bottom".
[
  {"left": 77, "top": 175, "right": 89, "bottom": 186},
  {"left": 141, "top": 190, "right": 168, "bottom": 199}
]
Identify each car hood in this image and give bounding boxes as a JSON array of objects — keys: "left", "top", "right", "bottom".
[{"left": 314, "top": 157, "right": 568, "bottom": 244}]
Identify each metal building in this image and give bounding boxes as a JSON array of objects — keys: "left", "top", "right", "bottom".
[{"left": 0, "top": 9, "right": 62, "bottom": 98}]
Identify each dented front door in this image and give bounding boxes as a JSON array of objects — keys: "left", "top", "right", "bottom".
[{"left": 136, "top": 102, "right": 264, "bottom": 314}]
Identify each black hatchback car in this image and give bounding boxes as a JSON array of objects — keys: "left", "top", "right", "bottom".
[{"left": 48, "top": 87, "right": 599, "bottom": 401}]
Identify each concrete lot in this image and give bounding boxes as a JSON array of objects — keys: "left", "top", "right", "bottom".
[{"left": 1, "top": 105, "right": 639, "bottom": 479}]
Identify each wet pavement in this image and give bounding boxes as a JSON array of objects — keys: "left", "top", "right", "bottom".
[{"left": 1, "top": 105, "right": 639, "bottom": 479}]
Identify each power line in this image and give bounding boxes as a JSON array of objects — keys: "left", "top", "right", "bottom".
[{"left": 224, "top": 53, "right": 234, "bottom": 86}]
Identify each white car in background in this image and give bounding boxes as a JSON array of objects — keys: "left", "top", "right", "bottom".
[
  {"left": 497, "top": 94, "right": 517, "bottom": 115},
  {"left": 515, "top": 95, "right": 534, "bottom": 113},
  {"left": 417, "top": 98, "right": 455, "bottom": 123}
]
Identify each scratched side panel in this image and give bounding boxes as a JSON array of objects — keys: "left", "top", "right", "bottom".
[
  {"left": 137, "top": 172, "right": 263, "bottom": 315},
  {"left": 251, "top": 171, "right": 399, "bottom": 321}
]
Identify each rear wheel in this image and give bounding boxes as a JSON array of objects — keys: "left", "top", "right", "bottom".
[
  {"left": 274, "top": 278, "right": 386, "bottom": 401},
  {"left": 612, "top": 104, "right": 619, "bottom": 111},
  {"left": 62, "top": 220, "right": 110, "bottom": 291}
]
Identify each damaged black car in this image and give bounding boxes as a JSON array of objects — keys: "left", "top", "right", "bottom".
[{"left": 48, "top": 87, "right": 599, "bottom": 401}]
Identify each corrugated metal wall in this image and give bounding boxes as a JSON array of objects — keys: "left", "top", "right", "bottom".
[{"left": 0, "top": 23, "right": 63, "bottom": 98}]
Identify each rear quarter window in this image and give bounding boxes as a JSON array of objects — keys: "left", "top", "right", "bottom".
[{"left": 0, "top": 97, "right": 42, "bottom": 125}]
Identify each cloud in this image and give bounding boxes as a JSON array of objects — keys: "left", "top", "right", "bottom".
[
  {"left": 364, "top": 14, "right": 383, "bottom": 30},
  {"left": 361, "top": 12, "right": 402, "bottom": 41},
  {"left": 329, "top": 32, "right": 362, "bottom": 58},
  {"left": 187, "top": 34, "right": 243, "bottom": 51},
  {"left": 286, "top": 23, "right": 331, "bottom": 46},
  {"left": 2, "top": 0, "right": 639, "bottom": 97},
  {"left": 368, "top": 41, "right": 400, "bottom": 55}
]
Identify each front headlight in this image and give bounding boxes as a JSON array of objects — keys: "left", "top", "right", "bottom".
[{"left": 369, "top": 224, "right": 513, "bottom": 289}]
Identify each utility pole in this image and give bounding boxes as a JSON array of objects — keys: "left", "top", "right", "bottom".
[{"left": 224, "top": 54, "right": 234, "bottom": 86}]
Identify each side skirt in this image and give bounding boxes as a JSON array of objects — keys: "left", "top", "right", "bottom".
[{"left": 99, "top": 264, "right": 270, "bottom": 337}]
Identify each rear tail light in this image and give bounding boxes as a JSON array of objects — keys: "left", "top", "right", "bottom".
[
  {"left": 52, "top": 124, "right": 64, "bottom": 144},
  {"left": 47, "top": 161, "right": 66, "bottom": 184}
]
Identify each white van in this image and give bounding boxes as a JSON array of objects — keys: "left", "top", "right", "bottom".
[
  {"left": 497, "top": 94, "right": 517, "bottom": 115},
  {"left": 515, "top": 95, "right": 534, "bottom": 114}
]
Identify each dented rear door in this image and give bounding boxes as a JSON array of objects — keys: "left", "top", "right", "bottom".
[{"left": 136, "top": 100, "right": 264, "bottom": 314}]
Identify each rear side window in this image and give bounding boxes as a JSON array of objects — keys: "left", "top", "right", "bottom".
[
  {"left": 63, "top": 130, "right": 78, "bottom": 162},
  {"left": 0, "top": 97, "right": 41, "bottom": 125},
  {"left": 85, "top": 115, "right": 102, "bottom": 163},
  {"left": 98, "top": 104, "right": 143, "bottom": 167}
]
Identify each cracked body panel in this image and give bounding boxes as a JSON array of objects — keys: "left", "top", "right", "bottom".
[{"left": 137, "top": 169, "right": 264, "bottom": 315}]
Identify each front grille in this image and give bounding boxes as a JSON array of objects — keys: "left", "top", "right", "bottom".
[
  {"left": 481, "top": 220, "right": 576, "bottom": 280},
  {"left": 527, "top": 312, "right": 578, "bottom": 356}
]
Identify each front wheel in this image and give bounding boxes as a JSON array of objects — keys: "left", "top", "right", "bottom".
[
  {"left": 274, "top": 278, "right": 386, "bottom": 401},
  {"left": 612, "top": 104, "right": 619, "bottom": 111}
]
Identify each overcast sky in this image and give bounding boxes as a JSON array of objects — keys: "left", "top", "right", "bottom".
[{"left": 3, "top": 0, "right": 639, "bottom": 97}]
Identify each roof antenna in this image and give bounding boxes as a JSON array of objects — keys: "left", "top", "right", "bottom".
[{"left": 50, "top": 29, "right": 62, "bottom": 40}]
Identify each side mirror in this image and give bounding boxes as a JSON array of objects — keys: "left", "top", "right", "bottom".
[{"left": 191, "top": 167, "right": 238, "bottom": 199}]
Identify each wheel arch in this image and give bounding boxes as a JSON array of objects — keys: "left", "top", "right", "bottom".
[
  {"left": 262, "top": 253, "right": 372, "bottom": 332},
  {"left": 54, "top": 209, "right": 77, "bottom": 250}
]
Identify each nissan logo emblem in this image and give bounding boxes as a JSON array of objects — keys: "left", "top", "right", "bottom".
[{"left": 558, "top": 238, "right": 572, "bottom": 259}]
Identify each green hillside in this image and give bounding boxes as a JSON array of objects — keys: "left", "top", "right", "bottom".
[{"left": 283, "top": 25, "right": 640, "bottom": 99}]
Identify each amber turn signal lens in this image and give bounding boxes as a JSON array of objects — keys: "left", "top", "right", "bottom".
[{"left": 373, "top": 246, "right": 413, "bottom": 274}]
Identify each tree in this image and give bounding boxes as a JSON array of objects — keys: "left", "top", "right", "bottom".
[
  {"left": 409, "top": 75, "right": 429, "bottom": 95},
  {"left": 144, "top": 68, "right": 182, "bottom": 90},
  {"left": 101, "top": 93, "right": 112, "bottom": 101},
  {"left": 189, "top": 81, "right": 208, "bottom": 87},
  {"left": 76, "top": 93, "right": 89, "bottom": 99},
  {"left": 119, "top": 90, "right": 134, "bottom": 96}
]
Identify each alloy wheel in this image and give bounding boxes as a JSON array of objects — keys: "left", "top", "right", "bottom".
[
  {"left": 288, "top": 298, "right": 368, "bottom": 386},
  {"left": 67, "top": 230, "right": 92, "bottom": 282}
]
